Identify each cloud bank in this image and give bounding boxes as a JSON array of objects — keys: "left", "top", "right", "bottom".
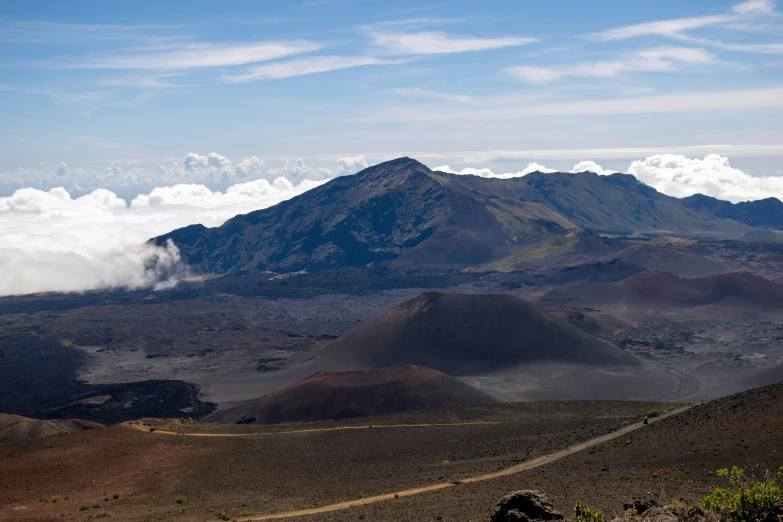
[
  {"left": 0, "top": 177, "right": 329, "bottom": 297},
  {"left": 627, "top": 154, "right": 783, "bottom": 202},
  {"left": 0, "top": 153, "right": 368, "bottom": 196}
]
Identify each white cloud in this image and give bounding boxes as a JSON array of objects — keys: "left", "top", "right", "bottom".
[
  {"left": 0, "top": 177, "right": 328, "bottom": 296},
  {"left": 590, "top": 0, "right": 778, "bottom": 45},
  {"left": 1, "top": 153, "right": 349, "bottom": 193},
  {"left": 369, "top": 30, "right": 536, "bottom": 55},
  {"left": 336, "top": 155, "right": 369, "bottom": 174},
  {"left": 733, "top": 0, "right": 775, "bottom": 14},
  {"left": 627, "top": 153, "right": 783, "bottom": 202},
  {"left": 393, "top": 87, "right": 472, "bottom": 103},
  {"left": 433, "top": 162, "right": 557, "bottom": 178},
  {"left": 590, "top": 15, "right": 732, "bottom": 41},
  {"left": 507, "top": 46, "right": 715, "bottom": 84},
  {"left": 570, "top": 160, "right": 616, "bottom": 175},
  {"left": 222, "top": 55, "right": 399, "bottom": 82},
  {"left": 266, "top": 155, "right": 370, "bottom": 180},
  {"left": 62, "top": 41, "right": 323, "bottom": 70}
]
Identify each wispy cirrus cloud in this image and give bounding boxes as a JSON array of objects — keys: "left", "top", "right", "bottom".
[
  {"left": 733, "top": 0, "right": 776, "bottom": 15},
  {"left": 58, "top": 41, "right": 324, "bottom": 70},
  {"left": 589, "top": 0, "right": 780, "bottom": 51},
  {"left": 507, "top": 46, "right": 716, "bottom": 84},
  {"left": 590, "top": 15, "right": 733, "bottom": 41},
  {"left": 368, "top": 30, "right": 536, "bottom": 55},
  {"left": 222, "top": 55, "right": 404, "bottom": 82},
  {"left": 393, "top": 87, "right": 472, "bottom": 103},
  {"left": 371, "top": 86, "right": 783, "bottom": 123}
]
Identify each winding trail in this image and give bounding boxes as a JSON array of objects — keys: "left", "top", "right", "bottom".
[
  {"left": 243, "top": 405, "right": 690, "bottom": 520},
  {"left": 127, "top": 420, "right": 505, "bottom": 437},
  {"left": 134, "top": 405, "right": 691, "bottom": 521}
]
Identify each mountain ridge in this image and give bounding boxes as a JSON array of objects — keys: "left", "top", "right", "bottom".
[{"left": 153, "top": 157, "right": 778, "bottom": 275}]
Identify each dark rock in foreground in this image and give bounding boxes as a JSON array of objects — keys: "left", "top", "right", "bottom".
[{"left": 491, "top": 490, "right": 565, "bottom": 522}]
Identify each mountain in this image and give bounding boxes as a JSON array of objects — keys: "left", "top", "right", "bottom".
[
  {"left": 541, "top": 271, "right": 783, "bottom": 311},
  {"left": 153, "top": 157, "right": 762, "bottom": 275},
  {"left": 207, "top": 365, "right": 498, "bottom": 424},
  {"left": 0, "top": 414, "right": 103, "bottom": 442},
  {"left": 320, "top": 292, "right": 639, "bottom": 375},
  {"left": 682, "top": 194, "right": 783, "bottom": 229}
]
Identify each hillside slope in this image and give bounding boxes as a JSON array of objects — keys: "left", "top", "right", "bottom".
[
  {"left": 321, "top": 292, "right": 639, "bottom": 375},
  {"left": 208, "top": 365, "right": 498, "bottom": 424},
  {"left": 154, "top": 157, "right": 759, "bottom": 275},
  {"left": 541, "top": 271, "right": 783, "bottom": 311},
  {"left": 682, "top": 193, "right": 783, "bottom": 228},
  {"left": 0, "top": 414, "right": 103, "bottom": 442}
]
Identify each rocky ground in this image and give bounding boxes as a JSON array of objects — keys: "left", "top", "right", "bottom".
[
  {"left": 284, "top": 382, "right": 783, "bottom": 522},
  {"left": 0, "top": 401, "right": 666, "bottom": 521}
]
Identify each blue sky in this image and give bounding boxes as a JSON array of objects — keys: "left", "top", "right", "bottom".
[{"left": 1, "top": 0, "right": 782, "bottom": 194}]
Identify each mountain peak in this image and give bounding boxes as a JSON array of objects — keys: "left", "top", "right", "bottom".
[{"left": 356, "top": 156, "right": 431, "bottom": 180}]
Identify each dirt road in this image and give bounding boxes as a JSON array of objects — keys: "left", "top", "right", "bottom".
[
  {"left": 199, "top": 405, "right": 686, "bottom": 520},
  {"left": 130, "top": 420, "right": 506, "bottom": 437}
]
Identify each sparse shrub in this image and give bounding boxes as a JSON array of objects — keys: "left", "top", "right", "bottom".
[
  {"left": 80, "top": 504, "right": 89, "bottom": 512},
  {"left": 175, "top": 496, "right": 185, "bottom": 504},
  {"left": 211, "top": 508, "right": 231, "bottom": 520},
  {"left": 112, "top": 493, "right": 118, "bottom": 500},
  {"left": 646, "top": 409, "right": 661, "bottom": 418},
  {"left": 88, "top": 511, "right": 113, "bottom": 519},
  {"left": 394, "top": 493, "right": 400, "bottom": 499},
  {"left": 237, "top": 509, "right": 255, "bottom": 516},
  {"left": 700, "top": 466, "right": 781, "bottom": 522},
  {"left": 574, "top": 501, "right": 605, "bottom": 522},
  {"left": 51, "top": 496, "right": 60, "bottom": 503},
  {"left": 92, "top": 502, "right": 100, "bottom": 509}
]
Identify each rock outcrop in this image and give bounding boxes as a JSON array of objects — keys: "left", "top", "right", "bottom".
[{"left": 490, "top": 490, "right": 565, "bottom": 522}]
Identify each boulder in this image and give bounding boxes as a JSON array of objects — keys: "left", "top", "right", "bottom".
[{"left": 491, "top": 490, "right": 565, "bottom": 522}]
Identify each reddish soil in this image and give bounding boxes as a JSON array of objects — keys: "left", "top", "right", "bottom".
[
  {"left": 0, "top": 401, "right": 664, "bottom": 521},
  {"left": 209, "top": 365, "right": 497, "bottom": 424}
]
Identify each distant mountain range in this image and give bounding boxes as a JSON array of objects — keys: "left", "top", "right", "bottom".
[{"left": 153, "top": 157, "right": 783, "bottom": 274}]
